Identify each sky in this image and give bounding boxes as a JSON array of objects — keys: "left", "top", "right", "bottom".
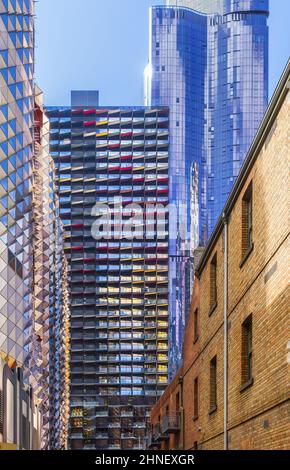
[{"left": 35, "top": 0, "right": 290, "bottom": 106}]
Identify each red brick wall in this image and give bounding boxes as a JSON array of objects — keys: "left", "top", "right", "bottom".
[{"left": 149, "top": 73, "right": 290, "bottom": 451}]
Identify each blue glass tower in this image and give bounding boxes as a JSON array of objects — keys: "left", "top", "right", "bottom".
[
  {"left": 147, "top": 0, "right": 269, "bottom": 376},
  {"left": 145, "top": 5, "right": 208, "bottom": 378}
]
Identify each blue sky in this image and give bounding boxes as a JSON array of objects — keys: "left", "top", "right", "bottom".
[{"left": 35, "top": 0, "right": 290, "bottom": 106}]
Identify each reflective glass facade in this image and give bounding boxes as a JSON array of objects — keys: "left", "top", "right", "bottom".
[
  {"left": 147, "top": 5, "right": 208, "bottom": 377},
  {"left": 148, "top": 0, "right": 268, "bottom": 376},
  {"left": 205, "top": 0, "right": 269, "bottom": 232},
  {"left": 47, "top": 102, "right": 170, "bottom": 450}
]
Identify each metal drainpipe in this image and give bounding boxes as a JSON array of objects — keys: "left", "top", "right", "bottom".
[
  {"left": 179, "top": 376, "right": 184, "bottom": 450},
  {"left": 223, "top": 213, "right": 228, "bottom": 450}
]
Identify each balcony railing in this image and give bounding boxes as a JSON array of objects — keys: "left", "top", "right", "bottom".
[
  {"left": 162, "top": 412, "right": 181, "bottom": 434},
  {"left": 153, "top": 423, "right": 169, "bottom": 442},
  {"left": 147, "top": 432, "right": 160, "bottom": 449}
]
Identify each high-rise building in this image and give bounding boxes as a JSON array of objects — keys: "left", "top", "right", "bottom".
[
  {"left": 0, "top": 0, "right": 37, "bottom": 449},
  {"left": 146, "top": 0, "right": 269, "bottom": 375},
  {"left": 0, "top": 2, "right": 70, "bottom": 449},
  {"left": 47, "top": 93, "right": 170, "bottom": 450},
  {"left": 0, "top": 0, "right": 34, "bottom": 373},
  {"left": 33, "top": 87, "right": 70, "bottom": 450}
]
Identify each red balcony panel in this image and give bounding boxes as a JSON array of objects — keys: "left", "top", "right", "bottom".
[
  {"left": 108, "top": 144, "right": 120, "bottom": 149},
  {"left": 157, "top": 178, "right": 169, "bottom": 183},
  {"left": 121, "top": 132, "right": 133, "bottom": 137},
  {"left": 120, "top": 166, "right": 133, "bottom": 172},
  {"left": 84, "top": 120, "right": 96, "bottom": 126},
  {"left": 157, "top": 189, "right": 169, "bottom": 195},
  {"left": 120, "top": 155, "right": 133, "bottom": 161}
]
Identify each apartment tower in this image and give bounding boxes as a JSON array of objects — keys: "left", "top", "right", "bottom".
[{"left": 47, "top": 92, "right": 170, "bottom": 450}]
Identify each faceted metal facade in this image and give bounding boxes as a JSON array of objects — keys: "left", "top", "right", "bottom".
[
  {"left": 148, "top": 0, "right": 269, "bottom": 376},
  {"left": 0, "top": 1, "right": 45, "bottom": 450},
  {"left": 48, "top": 104, "right": 169, "bottom": 450},
  {"left": 32, "top": 88, "right": 70, "bottom": 450},
  {"left": 0, "top": 0, "right": 34, "bottom": 367}
]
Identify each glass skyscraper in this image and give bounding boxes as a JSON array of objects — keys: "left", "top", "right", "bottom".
[
  {"left": 47, "top": 94, "right": 170, "bottom": 450},
  {"left": 147, "top": 0, "right": 269, "bottom": 375}
]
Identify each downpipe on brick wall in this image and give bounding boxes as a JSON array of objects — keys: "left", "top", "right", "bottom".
[
  {"left": 178, "top": 375, "right": 185, "bottom": 450},
  {"left": 223, "top": 213, "right": 228, "bottom": 450}
]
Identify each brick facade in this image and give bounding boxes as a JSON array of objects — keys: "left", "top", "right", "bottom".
[{"left": 149, "top": 62, "right": 290, "bottom": 451}]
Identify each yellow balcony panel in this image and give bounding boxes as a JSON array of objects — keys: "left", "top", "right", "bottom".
[
  {"left": 59, "top": 178, "right": 71, "bottom": 183},
  {"left": 83, "top": 178, "right": 96, "bottom": 183},
  {"left": 96, "top": 131, "right": 108, "bottom": 137},
  {"left": 84, "top": 189, "right": 97, "bottom": 194},
  {"left": 96, "top": 178, "right": 108, "bottom": 183},
  {"left": 71, "top": 178, "right": 83, "bottom": 183},
  {"left": 96, "top": 120, "right": 108, "bottom": 126}
]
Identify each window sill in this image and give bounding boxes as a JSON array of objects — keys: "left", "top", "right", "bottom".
[
  {"left": 240, "top": 377, "right": 254, "bottom": 393},
  {"left": 209, "top": 406, "right": 217, "bottom": 416},
  {"left": 240, "top": 243, "right": 254, "bottom": 269},
  {"left": 209, "top": 303, "right": 217, "bottom": 317}
]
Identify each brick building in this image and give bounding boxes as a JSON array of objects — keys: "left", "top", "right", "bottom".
[{"left": 149, "top": 61, "right": 290, "bottom": 450}]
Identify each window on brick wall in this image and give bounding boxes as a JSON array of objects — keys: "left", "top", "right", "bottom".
[
  {"left": 241, "top": 315, "right": 253, "bottom": 389},
  {"left": 193, "top": 377, "right": 199, "bottom": 420},
  {"left": 193, "top": 309, "right": 199, "bottom": 343},
  {"left": 209, "top": 253, "right": 217, "bottom": 314},
  {"left": 209, "top": 356, "right": 217, "bottom": 413},
  {"left": 241, "top": 182, "right": 253, "bottom": 262}
]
